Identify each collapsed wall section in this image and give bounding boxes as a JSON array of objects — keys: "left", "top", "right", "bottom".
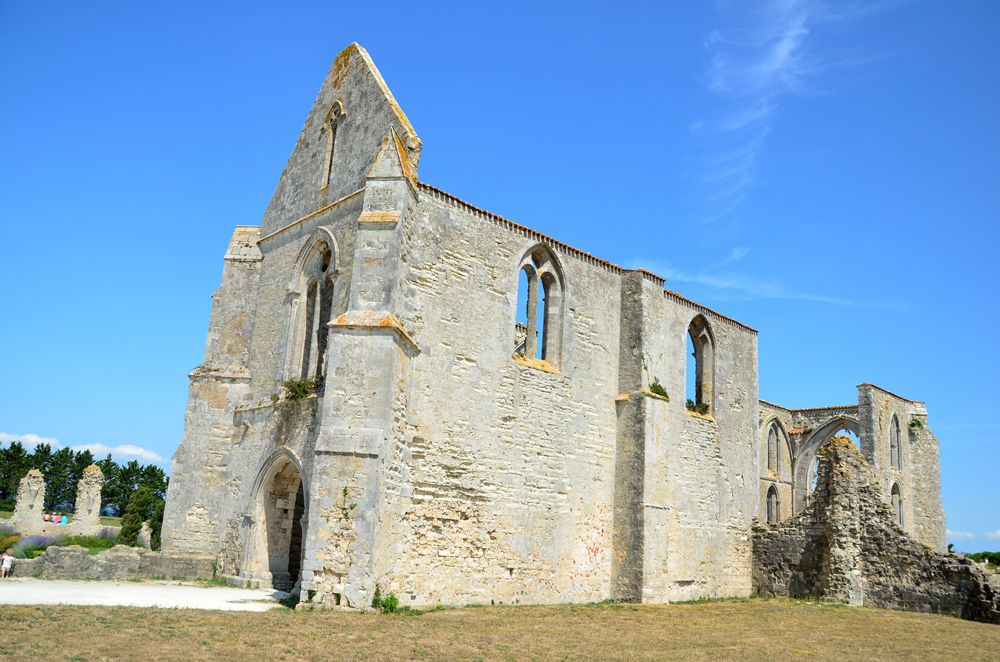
[{"left": 753, "top": 436, "right": 997, "bottom": 624}]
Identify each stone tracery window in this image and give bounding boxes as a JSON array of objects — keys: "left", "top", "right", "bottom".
[
  {"left": 686, "top": 315, "right": 715, "bottom": 414},
  {"left": 286, "top": 230, "right": 337, "bottom": 381},
  {"left": 319, "top": 99, "right": 345, "bottom": 190},
  {"left": 513, "top": 245, "right": 564, "bottom": 369},
  {"left": 766, "top": 485, "right": 779, "bottom": 524},
  {"left": 889, "top": 414, "right": 902, "bottom": 471}
]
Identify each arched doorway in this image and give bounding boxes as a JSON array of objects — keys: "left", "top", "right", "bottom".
[{"left": 246, "top": 455, "right": 307, "bottom": 592}]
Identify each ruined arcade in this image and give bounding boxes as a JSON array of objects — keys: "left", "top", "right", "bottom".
[{"left": 161, "top": 43, "right": 947, "bottom": 609}]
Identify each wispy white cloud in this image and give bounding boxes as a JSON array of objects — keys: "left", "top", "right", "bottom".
[
  {"left": 693, "top": 0, "right": 892, "bottom": 223},
  {"left": 627, "top": 257, "right": 855, "bottom": 305},
  {"left": 986, "top": 529, "right": 1000, "bottom": 540},
  {"left": 0, "top": 432, "right": 60, "bottom": 447},
  {"left": 947, "top": 529, "right": 976, "bottom": 540},
  {"left": 0, "top": 432, "right": 164, "bottom": 463},
  {"left": 70, "top": 443, "right": 164, "bottom": 463}
]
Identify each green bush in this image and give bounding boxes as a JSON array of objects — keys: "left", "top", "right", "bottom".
[
  {"left": 968, "top": 551, "right": 1000, "bottom": 566},
  {"left": 686, "top": 399, "right": 710, "bottom": 416},
  {"left": 371, "top": 587, "right": 400, "bottom": 613},
  {"left": 281, "top": 376, "right": 323, "bottom": 400},
  {"left": 63, "top": 534, "right": 116, "bottom": 551},
  {"left": 119, "top": 486, "right": 160, "bottom": 547},
  {"left": 648, "top": 378, "right": 669, "bottom": 400},
  {"left": 150, "top": 498, "right": 165, "bottom": 551}
]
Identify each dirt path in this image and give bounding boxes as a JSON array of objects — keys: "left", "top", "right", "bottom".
[{"left": 0, "top": 578, "right": 288, "bottom": 611}]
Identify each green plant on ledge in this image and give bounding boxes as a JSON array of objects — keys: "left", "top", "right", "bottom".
[
  {"left": 909, "top": 418, "right": 924, "bottom": 429},
  {"left": 641, "top": 353, "right": 669, "bottom": 400},
  {"left": 686, "top": 399, "right": 710, "bottom": 416},
  {"left": 281, "top": 376, "right": 323, "bottom": 400},
  {"left": 649, "top": 378, "right": 669, "bottom": 400}
]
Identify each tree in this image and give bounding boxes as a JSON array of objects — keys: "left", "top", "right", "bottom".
[
  {"left": 149, "top": 498, "right": 165, "bottom": 551},
  {"left": 0, "top": 442, "right": 31, "bottom": 507},
  {"left": 119, "top": 486, "right": 158, "bottom": 547}
]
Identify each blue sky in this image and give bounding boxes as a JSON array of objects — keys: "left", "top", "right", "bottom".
[{"left": 1, "top": 1, "right": 997, "bottom": 550}]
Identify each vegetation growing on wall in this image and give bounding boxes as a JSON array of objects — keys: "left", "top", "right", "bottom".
[{"left": 281, "top": 376, "right": 324, "bottom": 400}]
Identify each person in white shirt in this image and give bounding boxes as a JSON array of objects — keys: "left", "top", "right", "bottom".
[{"left": 0, "top": 548, "right": 13, "bottom": 578}]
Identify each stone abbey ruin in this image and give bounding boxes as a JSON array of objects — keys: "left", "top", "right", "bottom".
[{"left": 156, "top": 43, "right": 992, "bottom": 619}]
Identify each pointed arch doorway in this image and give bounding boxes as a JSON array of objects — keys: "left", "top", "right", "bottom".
[{"left": 245, "top": 454, "right": 308, "bottom": 592}]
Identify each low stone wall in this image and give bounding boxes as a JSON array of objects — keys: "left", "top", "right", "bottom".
[
  {"left": 753, "top": 437, "right": 999, "bottom": 624},
  {"left": 12, "top": 545, "right": 215, "bottom": 582}
]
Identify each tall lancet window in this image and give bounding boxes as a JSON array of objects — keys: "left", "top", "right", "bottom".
[
  {"left": 320, "top": 99, "right": 346, "bottom": 190},
  {"left": 512, "top": 245, "right": 565, "bottom": 369},
  {"left": 286, "top": 229, "right": 338, "bottom": 382}
]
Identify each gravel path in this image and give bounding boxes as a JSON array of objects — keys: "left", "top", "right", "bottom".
[{"left": 0, "top": 578, "right": 289, "bottom": 611}]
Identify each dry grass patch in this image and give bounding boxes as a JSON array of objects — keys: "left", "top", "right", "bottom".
[{"left": 0, "top": 598, "right": 997, "bottom": 661}]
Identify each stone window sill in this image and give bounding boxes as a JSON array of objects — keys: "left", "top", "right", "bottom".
[{"left": 512, "top": 354, "right": 561, "bottom": 375}]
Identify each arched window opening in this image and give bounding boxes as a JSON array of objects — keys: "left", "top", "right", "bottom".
[
  {"left": 766, "top": 485, "right": 779, "bottom": 524},
  {"left": 287, "top": 232, "right": 337, "bottom": 383},
  {"left": 320, "top": 100, "right": 345, "bottom": 190},
  {"left": 686, "top": 315, "right": 715, "bottom": 415},
  {"left": 513, "top": 246, "right": 564, "bottom": 368},
  {"left": 767, "top": 425, "right": 779, "bottom": 474},
  {"left": 890, "top": 483, "right": 903, "bottom": 527},
  {"left": 889, "top": 414, "right": 903, "bottom": 471}
]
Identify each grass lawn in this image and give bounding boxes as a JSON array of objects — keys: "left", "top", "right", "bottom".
[
  {"left": 0, "top": 598, "right": 997, "bottom": 661},
  {"left": 0, "top": 511, "right": 119, "bottom": 526}
]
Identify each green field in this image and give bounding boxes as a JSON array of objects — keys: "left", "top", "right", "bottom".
[
  {"left": 0, "top": 511, "right": 120, "bottom": 526},
  {"left": 0, "top": 598, "right": 997, "bottom": 661}
]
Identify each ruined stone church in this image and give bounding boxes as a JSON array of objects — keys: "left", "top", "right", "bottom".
[{"left": 161, "top": 43, "right": 946, "bottom": 609}]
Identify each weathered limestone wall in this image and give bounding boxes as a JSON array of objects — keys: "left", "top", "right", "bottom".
[
  {"left": 752, "top": 437, "right": 997, "bottom": 623},
  {"left": 161, "top": 227, "right": 262, "bottom": 555},
  {"left": 258, "top": 43, "right": 420, "bottom": 236},
  {"left": 758, "top": 401, "right": 794, "bottom": 524},
  {"left": 12, "top": 545, "right": 214, "bottom": 582},
  {"left": 12, "top": 466, "right": 109, "bottom": 537},
  {"left": 637, "top": 284, "right": 758, "bottom": 601},
  {"left": 858, "top": 384, "right": 946, "bottom": 551},
  {"left": 72, "top": 464, "right": 104, "bottom": 531},
  {"left": 378, "top": 190, "right": 623, "bottom": 606},
  {"left": 12, "top": 469, "right": 45, "bottom": 532}
]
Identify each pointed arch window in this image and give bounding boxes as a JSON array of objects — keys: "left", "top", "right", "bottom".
[
  {"left": 686, "top": 315, "right": 715, "bottom": 414},
  {"left": 513, "top": 245, "right": 564, "bottom": 369},
  {"left": 890, "top": 482, "right": 903, "bottom": 527},
  {"left": 320, "top": 99, "right": 346, "bottom": 190},
  {"left": 767, "top": 425, "right": 779, "bottom": 474},
  {"left": 286, "top": 230, "right": 338, "bottom": 381},
  {"left": 889, "top": 415, "right": 902, "bottom": 471},
  {"left": 766, "top": 485, "right": 780, "bottom": 524}
]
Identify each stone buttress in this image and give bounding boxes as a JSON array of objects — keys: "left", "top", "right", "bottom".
[{"left": 299, "top": 130, "right": 419, "bottom": 608}]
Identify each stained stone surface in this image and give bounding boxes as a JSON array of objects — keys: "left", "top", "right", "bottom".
[
  {"left": 72, "top": 464, "right": 104, "bottom": 530},
  {"left": 12, "top": 469, "right": 46, "bottom": 533}
]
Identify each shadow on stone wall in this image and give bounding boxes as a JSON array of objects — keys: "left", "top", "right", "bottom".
[{"left": 753, "top": 436, "right": 999, "bottom": 624}]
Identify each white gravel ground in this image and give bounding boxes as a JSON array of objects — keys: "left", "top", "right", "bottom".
[{"left": 0, "top": 578, "right": 289, "bottom": 612}]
